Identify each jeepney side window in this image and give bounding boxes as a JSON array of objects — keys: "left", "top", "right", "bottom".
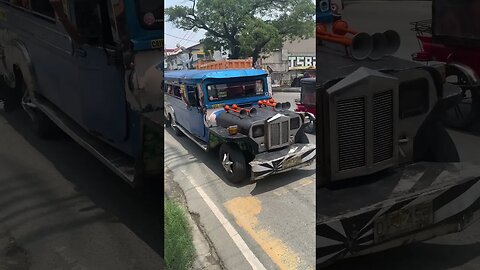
[
  {"left": 73, "top": 0, "right": 115, "bottom": 46},
  {"left": 31, "top": 0, "right": 54, "bottom": 17},
  {"left": 186, "top": 85, "right": 199, "bottom": 107},
  {"left": 11, "top": 0, "right": 30, "bottom": 9},
  {"left": 173, "top": 85, "right": 181, "bottom": 98},
  {"left": 165, "top": 84, "right": 173, "bottom": 95}
]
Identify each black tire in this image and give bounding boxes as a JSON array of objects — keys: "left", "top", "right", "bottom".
[
  {"left": 164, "top": 113, "right": 171, "bottom": 127},
  {"left": 2, "top": 80, "right": 22, "bottom": 113},
  {"left": 31, "top": 109, "right": 58, "bottom": 139},
  {"left": 414, "top": 122, "right": 460, "bottom": 162},
  {"left": 304, "top": 121, "right": 316, "bottom": 134},
  {"left": 295, "top": 125, "right": 310, "bottom": 144},
  {"left": 443, "top": 88, "right": 480, "bottom": 129},
  {"left": 218, "top": 144, "right": 248, "bottom": 184}
]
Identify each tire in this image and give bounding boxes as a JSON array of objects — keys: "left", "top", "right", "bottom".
[
  {"left": 218, "top": 144, "right": 249, "bottom": 184},
  {"left": 443, "top": 88, "right": 480, "bottom": 129},
  {"left": 295, "top": 125, "right": 310, "bottom": 144},
  {"left": 304, "top": 121, "right": 316, "bottom": 134},
  {"left": 32, "top": 109, "right": 57, "bottom": 139},
  {"left": 2, "top": 80, "right": 22, "bottom": 113},
  {"left": 164, "top": 113, "right": 171, "bottom": 127},
  {"left": 414, "top": 122, "right": 460, "bottom": 162}
]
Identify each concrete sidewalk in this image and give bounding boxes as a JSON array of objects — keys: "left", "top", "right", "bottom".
[{"left": 272, "top": 86, "right": 301, "bottom": 93}]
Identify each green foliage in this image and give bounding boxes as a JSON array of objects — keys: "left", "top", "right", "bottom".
[
  {"left": 164, "top": 198, "right": 196, "bottom": 270},
  {"left": 165, "top": 0, "right": 315, "bottom": 62}
]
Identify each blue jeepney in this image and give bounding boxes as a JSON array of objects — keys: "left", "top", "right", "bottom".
[
  {"left": 164, "top": 69, "right": 316, "bottom": 183},
  {"left": 0, "top": 0, "right": 163, "bottom": 186}
]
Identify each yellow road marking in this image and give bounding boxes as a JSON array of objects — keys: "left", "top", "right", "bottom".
[{"left": 224, "top": 197, "right": 301, "bottom": 270}]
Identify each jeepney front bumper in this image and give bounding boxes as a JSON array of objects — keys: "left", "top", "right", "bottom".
[{"left": 249, "top": 143, "right": 316, "bottom": 181}]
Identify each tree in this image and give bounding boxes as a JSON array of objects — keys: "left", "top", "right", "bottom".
[{"left": 165, "top": 0, "right": 315, "bottom": 64}]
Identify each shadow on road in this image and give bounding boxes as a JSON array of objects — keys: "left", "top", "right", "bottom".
[
  {"left": 0, "top": 109, "right": 163, "bottom": 258},
  {"left": 326, "top": 241, "right": 480, "bottom": 270},
  {"left": 165, "top": 127, "right": 315, "bottom": 194}
]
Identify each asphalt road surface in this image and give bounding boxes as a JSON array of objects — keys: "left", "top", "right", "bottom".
[
  {"left": 325, "top": 2, "right": 480, "bottom": 269},
  {"left": 0, "top": 105, "right": 164, "bottom": 269},
  {"left": 164, "top": 91, "right": 316, "bottom": 270}
]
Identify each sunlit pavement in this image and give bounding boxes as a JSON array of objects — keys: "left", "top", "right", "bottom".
[
  {"left": 164, "top": 91, "right": 316, "bottom": 269},
  {"left": 0, "top": 105, "right": 163, "bottom": 269}
]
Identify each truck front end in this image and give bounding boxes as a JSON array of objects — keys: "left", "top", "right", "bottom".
[{"left": 203, "top": 71, "right": 316, "bottom": 182}]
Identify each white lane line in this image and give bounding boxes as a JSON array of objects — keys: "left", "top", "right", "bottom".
[{"left": 180, "top": 169, "right": 267, "bottom": 270}]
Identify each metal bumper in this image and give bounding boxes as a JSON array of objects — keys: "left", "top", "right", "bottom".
[
  {"left": 317, "top": 162, "right": 480, "bottom": 268},
  {"left": 249, "top": 143, "right": 316, "bottom": 181}
]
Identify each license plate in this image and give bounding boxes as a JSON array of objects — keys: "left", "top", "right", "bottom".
[
  {"left": 374, "top": 201, "right": 433, "bottom": 244},
  {"left": 283, "top": 156, "right": 301, "bottom": 169}
]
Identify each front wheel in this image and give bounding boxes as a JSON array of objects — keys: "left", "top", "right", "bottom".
[
  {"left": 218, "top": 144, "right": 249, "bottom": 184},
  {"left": 295, "top": 124, "right": 310, "bottom": 143},
  {"left": 443, "top": 88, "right": 480, "bottom": 129},
  {"left": 169, "top": 114, "right": 183, "bottom": 136}
]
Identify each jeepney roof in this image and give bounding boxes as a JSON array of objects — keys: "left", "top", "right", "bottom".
[
  {"left": 300, "top": 77, "right": 316, "bottom": 85},
  {"left": 164, "top": 69, "right": 267, "bottom": 81},
  {"left": 317, "top": 42, "right": 421, "bottom": 86}
]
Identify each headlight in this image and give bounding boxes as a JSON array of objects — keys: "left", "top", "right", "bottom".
[
  {"left": 290, "top": 117, "right": 300, "bottom": 130},
  {"left": 252, "top": 125, "right": 264, "bottom": 138}
]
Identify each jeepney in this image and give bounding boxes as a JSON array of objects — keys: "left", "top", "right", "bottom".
[
  {"left": 0, "top": 0, "right": 163, "bottom": 186},
  {"left": 164, "top": 69, "right": 316, "bottom": 183},
  {"left": 316, "top": 36, "right": 480, "bottom": 268}
]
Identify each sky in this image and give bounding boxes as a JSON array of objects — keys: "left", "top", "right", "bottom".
[{"left": 164, "top": 0, "right": 206, "bottom": 49}]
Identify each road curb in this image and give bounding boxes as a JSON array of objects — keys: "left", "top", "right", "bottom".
[
  {"left": 164, "top": 167, "right": 223, "bottom": 270},
  {"left": 272, "top": 87, "right": 301, "bottom": 93}
]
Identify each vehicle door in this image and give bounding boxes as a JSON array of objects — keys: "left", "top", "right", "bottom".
[
  {"left": 185, "top": 84, "right": 205, "bottom": 140},
  {"left": 71, "top": 0, "right": 127, "bottom": 142},
  {"left": 7, "top": 1, "right": 81, "bottom": 122}
]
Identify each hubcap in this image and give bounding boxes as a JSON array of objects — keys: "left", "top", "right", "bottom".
[{"left": 222, "top": 153, "right": 234, "bottom": 173}]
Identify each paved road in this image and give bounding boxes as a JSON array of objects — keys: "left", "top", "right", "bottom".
[
  {"left": 325, "top": 2, "right": 480, "bottom": 270},
  {"left": 164, "top": 92, "right": 316, "bottom": 270},
  {"left": 0, "top": 106, "right": 164, "bottom": 269}
]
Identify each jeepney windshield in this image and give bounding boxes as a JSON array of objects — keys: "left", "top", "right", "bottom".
[
  {"left": 137, "top": 0, "right": 162, "bottom": 29},
  {"left": 206, "top": 80, "right": 266, "bottom": 102},
  {"left": 301, "top": 85, "right": 316, "bottom": 105}
]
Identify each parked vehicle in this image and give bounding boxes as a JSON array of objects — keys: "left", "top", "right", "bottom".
[
  {"left": 0, "top": 0, "right": 163, "bottom": 186},
  {"left": 316, "top": 35, "right": 480, "bottom": 268},
  {"left": 295, "top": 77, "right": 316, "bottom": 133},
  {"left": 317, "top": 0, "right": 343, "bottom": 23},
  {"left": 411, "top": 0, "right": 480, "bottom": 129},
  {"left": 164, "top": 69, "right": 316, "bottom": 183}
]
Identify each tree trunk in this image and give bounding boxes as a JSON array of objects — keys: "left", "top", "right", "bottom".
[{"left": 228, "top": 40, "right": 241, "bottom": 59}]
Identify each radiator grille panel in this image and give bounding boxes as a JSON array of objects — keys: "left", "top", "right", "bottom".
[
  {"left": 268, "top": 119, "right": 290, "bottom": 149},
  {"left": 270, "top": 123, "right": 280, "bottom": 146},
  {"left": 337, "top": 97, "right": 366, "bottom": 171},
  {"left": 281, "top": 121, "right": 289, "bottom": 144},
  {"left": 373, "top": 90, "right": 394, "bottom": 163}
]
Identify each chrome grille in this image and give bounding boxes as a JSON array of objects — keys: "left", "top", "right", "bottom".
[
  {"left": 337, "top": 97, "right": 366, "bottom": 171},
  {"left": 281, "top": 121, "right": 289, "bottom": 144},
  {"left": 373, "top": 90, "right": 394, "bottom": 163},
  {"left": 268, "top": 119, "right": 290, "bottom": 149},
  {"left": 270, "top": 122, "right": 280, "bottom": 146}
]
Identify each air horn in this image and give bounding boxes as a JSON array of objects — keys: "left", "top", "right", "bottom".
[
  {"left": 316, "top": 24, "right": 373, "bottom": 60},
  {"left": 258, "top": 99, "right": 291, "bottom": 111},
  {"left": 332, "top": 20, "right": 401, "bottom": 59},
  {"left": 224, "top": 104, "right": 257, "bottom": 116}
]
